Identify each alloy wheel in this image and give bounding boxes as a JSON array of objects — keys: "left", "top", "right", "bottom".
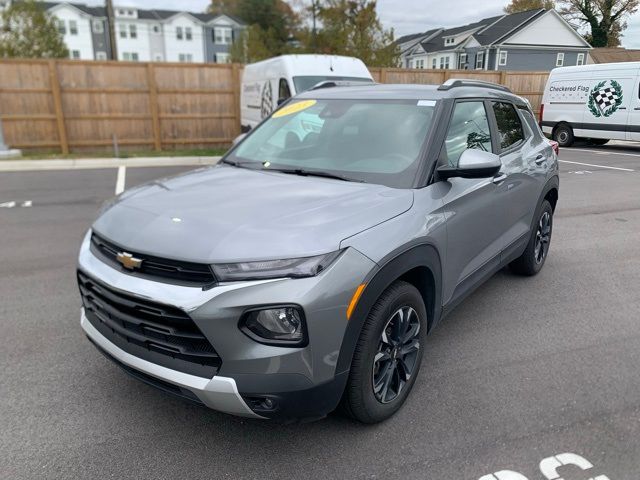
[
  {"left": 534, "top": 211, "right": 551, "bottom": 264},
  {"left": 372, "top": 306, "right": 421, "bottom": 404}
]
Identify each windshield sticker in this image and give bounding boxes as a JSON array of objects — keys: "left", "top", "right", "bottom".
[
  {"left": 417, "top": 100, "right": 436, "bottom": 107},
  {"left": 273, "top": 100, "right": 317, "bottom": 118}
]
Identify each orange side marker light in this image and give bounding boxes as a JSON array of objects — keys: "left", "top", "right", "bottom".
[{"left": 346, "top": 283, "right": 366, "bottom": 320}]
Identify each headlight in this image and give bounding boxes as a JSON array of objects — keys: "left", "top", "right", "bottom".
[
  {"left": 211, "top": 250, "right": 342, "bottom": 282},
  {"left": 241, "top": 306, "right": 306, "bottom": 346}
]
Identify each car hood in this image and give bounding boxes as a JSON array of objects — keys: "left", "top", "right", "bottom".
[{"left": 93, "top": 165, "right": 413, "bottom": 263}]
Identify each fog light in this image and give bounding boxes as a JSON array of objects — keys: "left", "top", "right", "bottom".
[{"left": 241, "top": 306, "right": 306, "bottom": 346}]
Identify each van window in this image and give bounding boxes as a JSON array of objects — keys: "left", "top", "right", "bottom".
[
  {"left": 442, "top": 101, "right": 492, "bottom": 167},
  {"left": 292, "top": 76, "right": 373, "bottom": 93},
  {"left": 278, "top": 79, "right": 291, "bottom": 102},
  {"left": 492, "top": 102, "right": 524, "bottom": 150}
]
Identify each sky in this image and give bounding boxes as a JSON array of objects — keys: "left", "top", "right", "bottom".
[{"left": 83, "top": 0, "right": 640, "bottom": 48}]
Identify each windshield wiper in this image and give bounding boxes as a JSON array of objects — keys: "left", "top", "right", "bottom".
[
  {"left": 268, "top": 168, "right": 364, "bottom": 183},
  {"left": 220, "top": 158, "right": 261, "bottom": 169}
]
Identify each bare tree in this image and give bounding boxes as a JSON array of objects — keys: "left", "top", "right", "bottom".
[{"left": 558, "top": 0, "right": 639, "bottom": 47}]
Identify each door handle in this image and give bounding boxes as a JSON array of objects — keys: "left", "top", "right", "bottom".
[
  {"left": 492, "top": 173, "right": 507, "bottom": 184},
  {"left": 634, "top": 107, "right": 640, "bottom": 110},
  {"left": 535, "top": 154, "right": 546, "bottom": 165},
  {"left": 619, "top": 107, "right": 627, "bottom": 110}
]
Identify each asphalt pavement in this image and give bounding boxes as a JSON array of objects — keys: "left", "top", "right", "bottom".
[{"left": 1, "top": 145, "right": 639, "bottom": 480}]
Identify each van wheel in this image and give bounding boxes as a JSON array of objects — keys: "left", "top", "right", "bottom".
[
  {"left": 588, "top": 138, "right": 609, "bottom": 146},
  {"left": 340, "top": 281, "right": 427, "bottom": 424},
  {"left": 553, "top": 124, "right": 574, "bottom": 147}
]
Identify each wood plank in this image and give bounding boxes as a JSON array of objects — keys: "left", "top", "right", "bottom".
[
  {"left": 147, "top": 63, "right": 162, "bottom": 151},
  {"left": 48, "top": 60, "right": 69, "bottom": 154}
]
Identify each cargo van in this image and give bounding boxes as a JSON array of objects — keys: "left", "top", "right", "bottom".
[
  {"left": 540, "top": 62, "right": 640, "bottom": 147},
  {"left": 240, "top": 54, "right": 373, "bottom": 131}
]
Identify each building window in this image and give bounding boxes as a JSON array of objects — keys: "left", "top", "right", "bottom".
[
  {"left": 445, "top": 57, "right": 450, "bottom": 69},
  {"left": 498, "top": 51, "right": 508, "bottom": 66},
  {"left": 118, "top": 9, "right": 124, "bottom": 15},
  {"left": 129, "top": 24, "right": 137, "bottom": 39},
  {"left": 122, "top": 52, "right": 139, "bottom": 61},
  {"left": 177, "top": 26, "right": 183, "bottom": 40},
  {"left": 556, "top": 52, "right": 564, "bottom": 67},
  {"left": 214, "top": 26, "right": 232, "bottom": 44},
  {"left": 458, "top": 53, "right": 467, "bottom": 69},
  {"left": 475, "top": 51, "right": 484, "bottom": 69},
  {"left": 432, "top": 58, "right": 437, "bottom": 69},
  {"left": 56, "top": 19, "right": 66, "bottom": 35},
  {"left": 179, "top": 53, "right": 193, "bottom": 63},
  {"left": 216, "top": 53, "right": 230, "bottom": 63},
  {"left": 577, "top": 53, "right": 585, "bottom": 66},
  {"left": 92, "top": 20, "right": 103, "bottom": 34},
  {"left": 119, "top": 24, "right": 127, "bottom": 38},
  {"left": 70, "top": 50, "right": 80, "bottom": 59},
  {"left": 152, "top": 24, "right": 161, "bottom": 34},
  {"left": 418, "top": 59, "right": 424, "bottom": 69},
  {"left": 96, "top": 51, "right": 107, "bottom": 60},
  {"left": 185, "top": 27, "right": 192, "bottom": 40},
  {"left": 128, "top": 10, "right": 134, "bottom": 16},
  {"left": 154, "top": 54, "right": 164, "bottom": 61},
  {"left": 68, "top": 20, "right": 78, "bottom": 35},
  {"left": 445, "top": 38, "right": 454, "bottom": 45}
]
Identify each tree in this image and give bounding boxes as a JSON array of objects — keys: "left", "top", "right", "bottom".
[
  {"left": 557, "top": 0, "right": 639, "bottom": 47},
  {"left": 504, "top": 0, "right": 555, "bottom": 14},
  {"left": 311, "top": 0, "right": 399, "bottom": 67},
  {"left": 0, "top": 0, "right": 68, "bottom": 58}
]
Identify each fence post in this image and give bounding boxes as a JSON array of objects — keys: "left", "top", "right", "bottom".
[
  {"left": 48, "top": 60, "right": 69, "bottom": 154},
  {"left": 500, "top": 70, "right": 507, "bottom": 87},
  {"left": 379, "top": 68, "right": 387, "bottom": 84},
  {"left": 147, "top": 63, "right": 162, "bottom": 152},
  {"left": 231, "top": 63, "right": 241, "bottom": 135}
]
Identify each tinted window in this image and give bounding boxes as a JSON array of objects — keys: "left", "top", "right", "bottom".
[
  {"left": 278, "top": 78, "right": 291, "bottom": 102},
  {"left": 492, "top": 102, "right": 524, "bottom": 150},
  {"left": 443, "top": 101, "right": 492, "bottom": 167}
]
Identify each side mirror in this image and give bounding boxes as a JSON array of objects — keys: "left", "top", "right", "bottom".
[
  {"left": 437, "top": 149, "right": 501, "bottom": 180},
  {"left": 232, "top": 133, "right": 247, "bottom": 146}
]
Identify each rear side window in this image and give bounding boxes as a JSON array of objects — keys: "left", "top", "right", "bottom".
[
  {"left": 443, "top": 101, "right": 493, "bottom": 167},
  {"left": 492, "top": 102, "right": 524, "bottom": 150}
]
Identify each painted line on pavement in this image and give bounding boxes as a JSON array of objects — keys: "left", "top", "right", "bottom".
[
  {"left": 115, "top": 166, "right": 126, "bottom": 194},
  {"left": 568, "top": 148, "right": 640, "bottom": 158},
  {"left": 558, "top": 159, "right": 635, "bottom": 172}
]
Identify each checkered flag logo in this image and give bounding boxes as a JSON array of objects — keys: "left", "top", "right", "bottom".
[{"left": 592, "top": 87, "right": 619, "bottom": 113}]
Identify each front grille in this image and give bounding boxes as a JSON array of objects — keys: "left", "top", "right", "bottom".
[
  {"left": 79, "top": 271, "right": 221, "bottom": 378},
  {"left": 90, "top": 233, "right": 216, "bottom": 287}
]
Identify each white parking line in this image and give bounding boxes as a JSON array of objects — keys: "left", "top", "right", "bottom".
[
  {"left": 569, "top": 148, "right": 640, "bottom": 158},
  {"left": 115, "top": 166, "right": 126, "bottom": 194},
  {"left": 558, "top": 159, "right": 635, "bottom": 172}
]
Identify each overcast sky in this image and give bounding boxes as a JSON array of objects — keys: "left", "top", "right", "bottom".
[{"left": 83, "top": 0, "right": 640, "bottom": 48}]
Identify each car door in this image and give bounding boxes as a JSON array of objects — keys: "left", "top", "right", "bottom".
[
  {"left": 489, "top": 101, "right": 546, "bottom": 256},
  {"left": 438, "top": 99, "right": 511, "bottom": 306},
  {"left": 626, "top": 73, "right": 640, "bottom": 140}
]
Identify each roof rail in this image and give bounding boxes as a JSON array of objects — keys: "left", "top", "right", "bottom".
[
  {"left": 437, "top": 78, "right": 512, "bottom": 93},
  {"left": 309, "top": 80, "right": 375, "bottom": 91}
]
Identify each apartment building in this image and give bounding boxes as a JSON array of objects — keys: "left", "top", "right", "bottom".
[
  {"left": 398, "top": 9, "right": 591, "bottom": 72},
  {"left": 1, "top": 1, "right": 245, "bottom": 62}
]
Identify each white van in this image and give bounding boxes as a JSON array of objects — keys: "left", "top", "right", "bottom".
[
  {"left": 541, "top": 62, "right": 640, "bottom": 147},
  {"left": 240, "top": 54, "right": 373, "bottom": 131}
]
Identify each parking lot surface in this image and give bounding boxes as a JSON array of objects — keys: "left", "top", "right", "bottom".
[{"left": 1, "top": 146, "right": 639, "bottom": 479}]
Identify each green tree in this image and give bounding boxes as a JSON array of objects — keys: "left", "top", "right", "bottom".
[
  {"left": 504, "top": 0, "right": 555, "bottom": 14},
  {"left": 0, "top": 0, "right": 68, "bottom": 58},
  {"left": 311, "top": 0, "right": 399, "bottom": 67},
  {"left": 558, "top": 0, "right": 639, "bottom": 47}
]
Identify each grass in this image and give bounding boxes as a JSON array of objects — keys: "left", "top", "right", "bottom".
[{"left": 12, "top": 147, "right": 230, "bottom": 161}]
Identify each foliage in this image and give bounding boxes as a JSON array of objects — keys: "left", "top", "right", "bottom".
[
  {"left": 0, "top": 0, "right": 68, "bottom": 58},
  {"left": 557, "top": 0, "right": 639, "bottom": 47},
  {"left": 308, "top": 0, "right": 399, "bottom": 67},
  {"left": 504, "top": 0, "right": 555, "bottom": 13}
]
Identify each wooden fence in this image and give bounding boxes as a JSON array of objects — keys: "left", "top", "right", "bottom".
[{"left": 0, "top": 59, "right": 549, "bottom": 153}]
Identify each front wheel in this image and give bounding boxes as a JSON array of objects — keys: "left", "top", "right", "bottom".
[
  {"left": 553, "top": 124, "right": 574, "bottom": 147},
  {"left": 341, "top": 281, "right": 427, "bottom": 423},
  {"left": 510, "top": 200, "right": 553, "bottom": 276}
]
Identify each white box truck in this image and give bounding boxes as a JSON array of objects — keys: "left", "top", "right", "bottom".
[
  {"left": 240, "top": 54, "right": 373, "bottom": 131},
  {"left": 541, "top": 62, "right": 640, "bottom": 147}
]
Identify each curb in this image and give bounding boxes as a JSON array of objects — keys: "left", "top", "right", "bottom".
[{"left": 0, "top": 156, "right": 222, "bottom": 172}]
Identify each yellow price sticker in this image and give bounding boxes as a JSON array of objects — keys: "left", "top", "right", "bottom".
[{"left": 272, "top": 100, "right": 317, "bottom": 118}]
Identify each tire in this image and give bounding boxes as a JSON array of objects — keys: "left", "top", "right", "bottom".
[
  {"left": 553, "top": 124, "right": 574, "bottom": 147},
  {"left": 510, "top": 200, "right": 553, "bottom": 276},
  {"left": 588, "top": 138, "right": 609, "bottom": 146},
  {"left": 341, "top": 281, "right": 427, "bottom": 424}
]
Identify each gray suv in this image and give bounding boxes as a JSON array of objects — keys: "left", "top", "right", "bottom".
[{"left": 78, "top": 80, "right": 559, "bottom": 423}]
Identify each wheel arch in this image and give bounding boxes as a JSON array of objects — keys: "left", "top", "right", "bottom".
[{"left": 335, "top": 243, "right": 443, "bottom": 375}]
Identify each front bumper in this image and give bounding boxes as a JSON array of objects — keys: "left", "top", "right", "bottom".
[{"left": 81, "top": 308, "right": 262, "bottom": 418}]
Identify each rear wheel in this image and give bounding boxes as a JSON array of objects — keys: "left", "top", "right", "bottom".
[
  {"left": 553, "top": 124, "right": 574, "bottom": 147},
  {"left": 510, "top": 200, "right": 553, "bottom": 276},
  {"left": 341, "top": 281, "right": 427, "bottom": 424},
  {"left": 588, "top": 138, "right": 610, "bottom": 146}
]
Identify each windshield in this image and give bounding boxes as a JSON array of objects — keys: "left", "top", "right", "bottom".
[
  {"left": 292, "top": 76, "right": 374, "bottom": 93},
  {"left": 228, "top": 98, "right": 436, "bottom": 188}
]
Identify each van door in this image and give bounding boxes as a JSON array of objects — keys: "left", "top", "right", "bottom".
[
  {"left": 583, "top": 72, "right": 634, "bottom": 140},
  {"left": 626, "top": 74, "right": 640, "bottom": 140}
]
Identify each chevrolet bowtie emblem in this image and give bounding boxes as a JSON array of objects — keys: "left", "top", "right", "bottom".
[{"left": 116, "top": 251, "right": 143, "bottom": 270}]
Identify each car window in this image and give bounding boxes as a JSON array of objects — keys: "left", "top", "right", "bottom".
[
  {"left": 518, "top": 107, "right": 542, "bottom": 138},
  {"left": 278, "top": 78, "right": 291, "bottom": 102},
  {"left": 443, "top": 101, "right": 492, "bottom": 167},
  {"left": 492, "top": 102, "right": 524, "bottom": 150}
]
